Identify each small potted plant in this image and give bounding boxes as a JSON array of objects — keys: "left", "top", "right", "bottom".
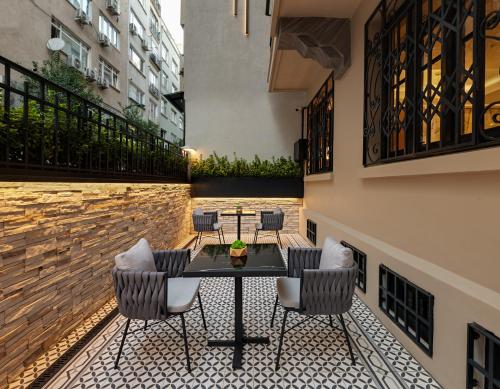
[
  {"left": 236, "top": 204, "right": 242, "bottom": 213},
  {"left": 230, "top": 239, "right": 247, "bottom": 257}
]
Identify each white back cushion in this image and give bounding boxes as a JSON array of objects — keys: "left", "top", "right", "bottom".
[
  {"left": 193, "top": 208, "right": 203, "bottom": 215},
  {"left": 319, "top": 236, "right": 354, "bottom": 269},
  {"left": 273, "top": 207, "right": 282, "bottom": 214},
  {"left": 115, "top": 238, "right": 156, "bottom": 272}
]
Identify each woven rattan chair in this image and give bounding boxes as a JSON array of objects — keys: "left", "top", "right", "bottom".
[
  {"left": 253, "top": 209, "right": 284, "bottom": 248},
  {"left": 192, "top": 208, "right": 225, "bottom": 249},
  {"left": 271, "top": 247, "right": 358, "bottom": 369},
  {"left": 112, "top": 249, "right": 207, "bottom": 372}
]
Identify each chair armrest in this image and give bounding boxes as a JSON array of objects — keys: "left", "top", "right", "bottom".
[
  {"left": 193, "top": 214, "right": 215, "bottom": 231},
  {"left": 287, "top": 247, "right": 322, "bottom": 277},
  {"left": 300, "top": 265, "right": 358, "bottom": 315},
  {"left": 261, "top": 213, "right": 284, "bottom": 230},
  {"left": 153, "top": 249, "right": 190, "bottom": 276},
  {"left": 112, "top": 268, "right": 168, "bottom": 320}
]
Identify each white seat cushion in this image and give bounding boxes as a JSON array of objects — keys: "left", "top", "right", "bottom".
[
  {"left": 115, "top": 238, "right": 156, "bottom": 272},
  {"left": 319, "top": 236, "right": 354, "bottom": 269},
  {"left": 168, "top": 278, "right": 201, "bottom": 313},
  {"left": 256, "top": 222, "right": 263, "bottom": 230},
  {"left": 276, "top": 277, "right": 300, "bottom": 309}
]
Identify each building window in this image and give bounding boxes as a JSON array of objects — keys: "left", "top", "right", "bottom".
[
  {"left": 171, "top": 109, "right": 177, "bottom": 123},
  {"left": 306, "top": 219, "right": 317, "bottom": 245},
  {"left": 172, "top": 60, "right": 178, "bottom": 75},
  {"left": 379, "top": 265, "right": 434, "bottom": 356},
  {"left": 129, "top": 45, "right": 143, "bottom": 72},
  {"left": 149, "top": 100, "right": 158, "bottom": 121},
  {"left": 162, "top": 43, "right": 169, "bottom": 63},
  {"left": 340, "top": 241, "right": 367, "bottom": 293},
  {"left": 67, "top": 0, "right": 90, "bottom": 12},
  {"left": 172, "top": 84, "right": 178, "bottom": 93},
  {"left": 51, "top": 20, "right": 90, "bottom": 69},
  {"left": 99, "top": 15, "right": 120, "bottom": 49},
  {"left": 160, "top": 98, "right": 168, "bottom": 117},
  {"left": 364, "top": 0, "right": 500, "bottom": 166},
  {"left": 151, "top": 39, "right": 160, "bottom": 58},
  {"left": 306, "top": 73, "right": 334, "bottom": 175},
  {"left": 150, "top": 11, "right": 160, "bottom": 40},
  {"left": 128, "top": 83, "right": 144, "bottom": 106},
  {"left": 149, "top": 71, "right": 158, "bottom": 88},
  {"left": 98, "top": 58, "right": 119, "bottom": 89},
  {"left": 161, "top": 71, "right": 169, "bottom": 91},
  {"left": 179, "top": 116, "right": 184, "bottom": 130},
  {"left": 130, "top": 10, "right": 145, "bottom": 39},
  {"left": 467, "top": 323, "right": 500, "bottom": 388}
]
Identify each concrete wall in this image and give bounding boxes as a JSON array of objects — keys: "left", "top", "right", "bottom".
[
  {"left": 0, "top": 0, "right": 130, "bottom": 111},
  {"left": 183, "top": 0, "right": 305, "bottom": 160},
  {"left": 0, "top": 182, "right": 191, "bottom": 386},
  {"left": 300, "top": 0, "right": 500, "bottom": 387}
]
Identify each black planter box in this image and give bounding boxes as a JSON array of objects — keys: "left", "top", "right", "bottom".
[{"left": 191, "top": 177, "right": 304, "bottom": 198}]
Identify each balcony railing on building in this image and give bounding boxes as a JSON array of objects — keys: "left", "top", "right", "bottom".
[{"left": 0, "top": 55, "right": 188, "bottom": 183}]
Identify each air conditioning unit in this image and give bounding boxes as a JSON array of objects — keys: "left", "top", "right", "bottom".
[
  {"left": 141, "top": 37, "right": 150, "bottom": 51},
  {"left": 98, "top": 33, "right": 110, "bottom": 47},
  {"left": 129, "top": 23, "right": 137, "bottom": 35},
  {"left": 97, "top": 77, "right": 110, "bottom": 89},
  {"left": 149, "top": 83, "right": 159, "bottom": 97},
  {"left": 85, "top": 67, "right": 97, "bottom": 82},
  {"left": 67, "top": 55, "right": 82, "bottom": 70},
  {"left": 106, "top": 0, "right": 120, "bottom": 15},
  {"left": 75, "top": 9, "right": 91, "bottom": 25}
]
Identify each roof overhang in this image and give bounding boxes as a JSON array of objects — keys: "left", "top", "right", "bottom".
[{"left": 164, "top": 91, "right": 185, "bottom": 113}]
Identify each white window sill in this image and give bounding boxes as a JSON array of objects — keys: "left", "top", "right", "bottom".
[
  {"left": 304, "top": 172, "right": 334, "bottom": 182},
  {"left": 360, "top": 147, "right": 500, "bottom": 178}
]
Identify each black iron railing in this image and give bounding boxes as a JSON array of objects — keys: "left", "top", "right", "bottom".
[{"left": 0, "top": 55, "right": 188, "bottom": 182}]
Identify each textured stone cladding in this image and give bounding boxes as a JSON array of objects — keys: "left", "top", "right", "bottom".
[
  {"left": 191, "top": 198, "right": 303, "bottom": 235},
  {"left": 0, "top": 182, "right": 191, "bottom": 386}
]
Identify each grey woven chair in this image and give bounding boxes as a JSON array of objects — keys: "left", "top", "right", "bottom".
[
  {"left": 271, "top": 247, "right": 358, "bottom": 370},
  {"left": 112, "top": 249, "right": 207, "bottom": 372},
  {"left": 192, "top": 209, "right": 225, "bottom": 249},
  {"left": 253, "top": 209, "right": 285, "bottom": 248}
]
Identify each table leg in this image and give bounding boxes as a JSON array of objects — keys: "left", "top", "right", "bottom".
[
  {"left": 237, "top": 214, "right": 241, "bottom": 240},
  {"left": 207, "top": 276, "right": 269, "bottom": 369}
]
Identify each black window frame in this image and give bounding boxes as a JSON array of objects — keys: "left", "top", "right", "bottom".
[
  {"left": 306, "top": 72, "right": 334, "bottom": 175},
  {"left": 379, "top": 264, "right": 434, "bottom": 356},
  {"left": 467, "top": 322, "right": 500, "bottom": 389},
  {"left": 363, "top": 0, "right": 500, "bottom": 166},
  {"left": 340, "top": 241, "right": 367, "bottom": 293},
  {"left": 306, "top": 219, "right": 317, "bottom": 245}
]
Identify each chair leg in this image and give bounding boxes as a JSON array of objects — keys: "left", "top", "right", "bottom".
[
  {"left": 144, "top": 320, "right": 148, "bottom": 330},
  {"left": 276, "top": 230, "right": 283, "bottom": 248},
  {"left": 198, "top": 292, "right": 207, "bottom": 331},
  {"left": 329, "top": 315, "right": 333, "bottom": 327},
  {"left": 217, "top": 228, "right": 222, "bottom": 244},
  {"left": 338, "top": 314, "right": 356, "bottom": 366},
  {"left": 275, "top": 309, "right": 288, "bottom": 370},
  {"left": 114, "top": 318, "right": 131, "bottom": 369},
  {"left": 180, "top": 313, "right": 192, "bottom": 373},
  {"left": 270, "top": 295, "right": 279, "bottom": 327},
  {"left": 220, "top": 227, "right": 226, "bottom": 243},
  {"left": 254, "top": 230, "right": 259, "bottom": 244},
  {"left": 194, "top": 232, "right": 200, "bottom": 249}
]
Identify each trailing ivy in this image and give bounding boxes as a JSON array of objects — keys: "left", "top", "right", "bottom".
[{"left": 191, "top": 153, "right": 301, "bottom": 178}]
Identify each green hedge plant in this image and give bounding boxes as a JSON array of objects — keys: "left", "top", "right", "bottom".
[{"left": 191, "top": 153, "right": 302, "bottom": 178}]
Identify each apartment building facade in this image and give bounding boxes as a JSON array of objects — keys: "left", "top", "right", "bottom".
[
  {"left": 0, "top": 0, "right": 130, "bottom": 112},
  {"left": 183, "top": 1, "right": 500, "bottom": 388},
  {"left": 127, "top": 0, "right": 184, "bottom": 145}
]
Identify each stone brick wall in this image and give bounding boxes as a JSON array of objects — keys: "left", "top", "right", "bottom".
[
  {"left": 0, "top": 182, "right": 191, "bottom": 386},
  {"left": 190, "top": 198, "right": 302, "bottom": 235}
]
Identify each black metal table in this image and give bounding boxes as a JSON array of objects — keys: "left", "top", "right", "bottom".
[
  {"left": 183, "top": 244, "right": 286, "bottom": 369},
  {"left": 220, "top": 210, "right": 256, "bottom": 240}
]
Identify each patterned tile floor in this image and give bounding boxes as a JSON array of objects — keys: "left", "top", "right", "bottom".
[{"left": 10, "top": 234, "right": 443, "bottom": 389}]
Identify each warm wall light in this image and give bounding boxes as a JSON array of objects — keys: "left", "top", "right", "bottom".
[
  {"left": 233, "top": 0, "right": 237, "bottom": 16},
  {"left": 244, "top": 0, "right": 249, "bottom": 36},
  {"left": 182, "top": 145, "right": 197, "bottom": 154}
]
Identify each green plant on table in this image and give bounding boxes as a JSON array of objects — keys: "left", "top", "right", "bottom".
[{"left": 230, "top": 240, "right": 247, "bottom": 249}]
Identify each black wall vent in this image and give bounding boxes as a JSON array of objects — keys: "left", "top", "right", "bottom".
[
  {"left": 467, "top": 322, "right": 500, "bottom": 389},
  {"left": 340, "top": 241, "right": 367, "bottom": 293},
  {"left": 306, "top": 219, "right": 317, "bottom": 245},
  {"left": 379, "top": 265, "right": 434, "bottom": 356}
]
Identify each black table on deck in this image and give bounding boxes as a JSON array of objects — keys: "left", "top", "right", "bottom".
[
  {"left": 183, "top": 243, "right": 287, "bottom": 369},
  {"left": 220, "top": 210, "right": 256, "bottom": 240}
]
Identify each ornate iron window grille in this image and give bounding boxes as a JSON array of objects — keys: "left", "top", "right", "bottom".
[
  {"left": 306, "top": 219, "right": 317, "bottom": 245},
  {"left": 306, "top": 73, "right": 334, "bottom": 175},
  {"left": 379, "top": 264, "right": 434, "bottom": 356},
  {"left": 467, "top": 322, "right": 500, "bottom": 389},
  {"left": 0, "top": 55, "right": 188, "bottom": 182},
  {"left": 363, "top": 0, "right": 500, "bottom": 166},
  {"left": 340, "top": 241, "right": 367, "bottom": 293}
]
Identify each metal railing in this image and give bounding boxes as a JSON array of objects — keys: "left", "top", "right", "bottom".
[{"left": 0, "top": 55, "right": 188, "bottom": 182}]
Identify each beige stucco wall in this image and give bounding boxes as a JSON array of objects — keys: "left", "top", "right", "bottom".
[
  {"left": 300, "top": 0, "right": 500, "bottom": 387},
  {"left": 0, "top": 0, "right": 129, "bottom": 111},
  {"left": 183, "top": 0, "right": 305, "bottom": 160}
]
